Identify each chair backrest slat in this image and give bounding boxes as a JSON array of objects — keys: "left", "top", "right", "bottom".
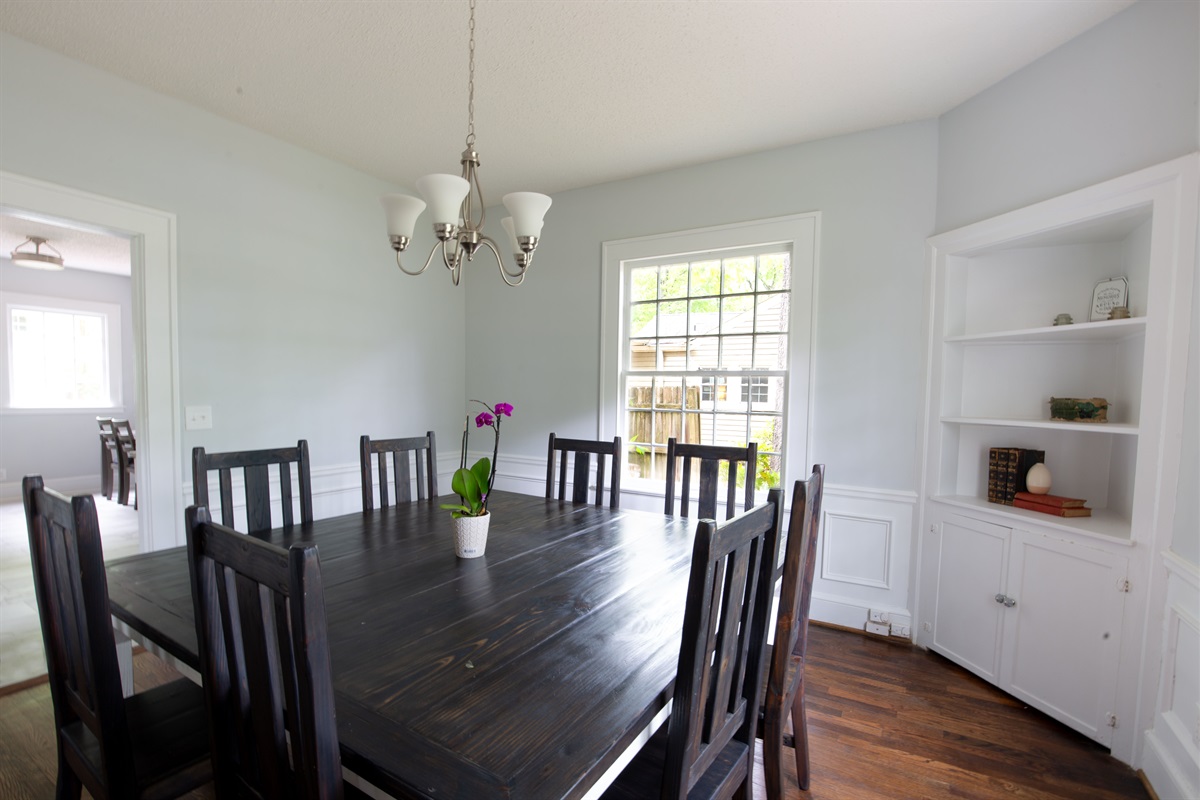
[
  {"left": 359, "top": 433, "right": 438, "bottom": 510},
  {"left": 188, "top": 504, "right": 344, "bottom": 799},
  {"left": 662, "top": 488, "right": 782, "bottom": 798},
  {"left": 193, "top": 441, "right": 314, "bottom": 533},
  {"left": 22, "top": 476, "right": 138, "bottom": 795},
  {"left": 545, "top": 434, "right": 623, "bottom": 509},
  {"left": 664, "top": 438, "right": 758, "bottom": 520}
]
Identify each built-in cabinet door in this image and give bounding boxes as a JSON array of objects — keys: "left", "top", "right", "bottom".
[
  {"left": 931, "top": 513, "right": 1011, "bottom": 683},
  {"left": 999, "top": 532, "right": 1127, "bottom": 747}
]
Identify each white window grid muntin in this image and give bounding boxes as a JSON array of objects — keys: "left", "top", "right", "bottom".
[
  {"left": 4, "top": 292, "right": 121, "bottom": 410},
  {"left": 621, "top": 247, "right": 791, "bottom": 490}
]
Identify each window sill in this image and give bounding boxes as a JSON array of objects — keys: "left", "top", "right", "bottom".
[{"left": 2, "top": 406, "right": 127, "bottom": 416}]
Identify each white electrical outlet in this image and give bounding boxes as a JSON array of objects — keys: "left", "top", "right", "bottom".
[
  {"left": 891, "top": 624, "right": 911, "bottom": 638},
  {"left": 185, "top": 405, "right": 213, "bottom": 430},
  {"left": 868, "top": 609, "right": 890, "bottom": 624},
  {"left": 865, "top": 621, "right": 890, "bottom": 636}
]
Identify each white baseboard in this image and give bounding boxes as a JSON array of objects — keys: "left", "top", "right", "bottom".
[{"left": 1143, "top": 727, "right": 1199, "bottom": 800}]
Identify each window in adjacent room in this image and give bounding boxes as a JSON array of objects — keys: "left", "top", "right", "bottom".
[{"left": 4, "top": 292, "right": 121, "bottom": 409}]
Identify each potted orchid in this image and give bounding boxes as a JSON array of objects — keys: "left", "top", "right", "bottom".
[{"left": 442, "top": 400, "right": 512, "bottom": 557}]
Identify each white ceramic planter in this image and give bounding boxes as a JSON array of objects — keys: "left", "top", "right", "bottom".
[{"left": 454, "top": 513, "right": 490, "bottom": 558}]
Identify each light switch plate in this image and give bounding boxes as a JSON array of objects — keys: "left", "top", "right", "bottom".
[{"left": 185, "top": 405, "right": 212, "bottom": 430}]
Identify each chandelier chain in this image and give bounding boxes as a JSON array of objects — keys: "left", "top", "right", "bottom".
[{"left": 466, "top": 0, "right": 476, "bottom": 148}]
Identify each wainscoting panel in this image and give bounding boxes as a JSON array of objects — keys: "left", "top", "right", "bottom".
[
  {"left": 1141, "top": 551, "right": 1200, "bottom": 800},
  {"left": 822, "top": 512, "right": 891, "bottom": 589}
]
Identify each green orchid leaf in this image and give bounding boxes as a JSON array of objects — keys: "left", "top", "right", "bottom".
[{"left": 470, "top": 457, "right": 491, "bottom": 493}]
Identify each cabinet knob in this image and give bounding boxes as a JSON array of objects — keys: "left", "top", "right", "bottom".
[
  {"left": 995, "top": 594, "right": 1006, "bottom": 604},
  {"left": 1003, "top": 596, "right": 1017, "bottom": 608}
]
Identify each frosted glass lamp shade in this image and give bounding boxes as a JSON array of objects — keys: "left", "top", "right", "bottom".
[
  {"left": 416, "top": 174, "right": 471, "bottom": 225},
  {"left": 1025, "top": 462, "right": 1052, "bottom": 495},
  {"left": 502, "top": 192, "right": 552, "bottom": 238},
  {"left": 500, "top": 217, "right": 521, "bottom": 254},
  {"left": 380, "top": 193, "right": 427, "bottom": 238}
]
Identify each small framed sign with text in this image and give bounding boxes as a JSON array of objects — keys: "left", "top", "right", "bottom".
[{"left": 1090, "top": 277, "right": 1128, "bottom": 321}]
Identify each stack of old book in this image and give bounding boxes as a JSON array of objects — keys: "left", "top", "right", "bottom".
[
  {"left": 987, "top": 447, "right": 1046, "bottom": 505},
  {"left": 1013, "top": 491, "right": 1092, "bottom": 517}
]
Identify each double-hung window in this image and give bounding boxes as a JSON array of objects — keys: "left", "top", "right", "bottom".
[
  {"left": 4, "top": 292, "right": 122, "bottom": 409},
  {"left": 621, "top": 246, "right": 790, "bottom": 491},
  {"left": 601, "top": 214, "right": 817, "bottom": 507}
]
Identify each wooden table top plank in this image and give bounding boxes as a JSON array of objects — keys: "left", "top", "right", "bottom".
[{"left": 104, "top": 492, "right": 698, "bottom": 800}]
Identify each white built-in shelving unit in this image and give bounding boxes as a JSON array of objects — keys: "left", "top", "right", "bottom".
[{"left": 916, "top": 155, "right": 1198, "bottom": 760}]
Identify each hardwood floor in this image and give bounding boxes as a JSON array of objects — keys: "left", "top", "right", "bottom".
[{"left": 0, "top": 626, "right": 1146, "bottom": 799}]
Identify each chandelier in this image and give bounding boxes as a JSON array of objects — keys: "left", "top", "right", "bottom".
[
  {"left": 10, "top": 236, "right": 65, "bottom": 270},
  {"left": 380, "top": 0, "right": 551, "bottom": 287}
]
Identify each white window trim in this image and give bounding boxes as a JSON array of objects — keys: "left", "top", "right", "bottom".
[
  {"left": 600, "top": 213, "right": 820, "bottom": 496},
  {"left": 3, "top": 290, "right": 123, "bottom": 410}
]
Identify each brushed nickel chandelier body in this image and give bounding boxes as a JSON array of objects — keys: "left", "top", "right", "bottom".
[{"left": 380, "top": 0, "right": 551, "bottom": 287}]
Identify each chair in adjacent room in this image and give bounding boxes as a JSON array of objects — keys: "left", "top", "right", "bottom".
[
  {"left": 97, "top": 417, "right": 119, "bottom": 500},
  {"left": 602, "top": 488, "right": 783, "bottom": 800},
  {"left": 114, "top": 418, "right": 137, "bottom": 508},
  {"left": 192, "top": 440, "right": 313, "bottom": 533},
  {"left": 22, "top": 475, "right": 211, "bottom": 800},
  {"left": 761, "top": 464, "right": 825, "bottom": 798},
  {"left": 359, "top": 432, "right": 438, "bottom": 510},
  {"left": 545, "top": 433, "right": 623, "bottom": 508},
  {"left": 663, "top": 437, "right": 758, "bottom": 520},
  {"left": 186, "top": 504, "right": 368, "bottom": 799}
]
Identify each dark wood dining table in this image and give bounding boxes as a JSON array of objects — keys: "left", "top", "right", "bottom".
[{"left": 105, "top": 490, "right": 699, "bottom": 799}]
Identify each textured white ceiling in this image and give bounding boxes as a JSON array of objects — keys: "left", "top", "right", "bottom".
[
  {"left": 1, "top": 211, "right": 131, "bottom": 276},
  {"left": 0, "top": 0, "right": 1133, "bottom": 272}
]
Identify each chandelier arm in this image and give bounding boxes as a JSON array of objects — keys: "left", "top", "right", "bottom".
[
  {"left": 469, "top": 163, "right": 486, "bottom": 230},
  {"left": 477, "top": 236, "right": 527, "bottom": 287},
  {"left": 440, "top": 237, "right": 464, "bottom": 286},
  {"left": 394, "top": 243, "right": 440, "bottom": 277}
]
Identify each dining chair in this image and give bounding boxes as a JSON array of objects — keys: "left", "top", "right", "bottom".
[
  {"left": 97, "top": 417, "right": 118, "bottom": 500},
  {"left": 192, "top": 440, "right": 313, "bottom": 533},
  {"left": 114, "top": 418, "right": 137, "bottom": 508},
  {"left": 545, "top": 433, "right": 623, "bottom": 508},
  {"left": 663, "top": 438, "right": 758, "bottom": 520},
  {"left": 602, "top": 488, "right": 783, "bottom": 800},
  {"left": 22, "top": 475, "right": 211, "bottom": 800},
  {"left": 185, "top": 504, "right": 368, "bottom": 799},
  {"left": 762, "top": 464, "right": 825, "bottom": 798},
  {"left": 359, "top": 432, "right": 438, "bottom": 510}
]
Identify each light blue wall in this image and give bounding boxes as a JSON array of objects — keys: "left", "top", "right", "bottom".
[
  {"left": 465, "top": 121, "right": 940, "bottom": 493},
  {"left": 936, "top": 0, "right": 1200, "bottom": 563},
  {"left": 936, "top": 0, "right": 1198, "bottom": 232},
  {"left": 0, "top": 33, "right": 467, "bottom": 487}
]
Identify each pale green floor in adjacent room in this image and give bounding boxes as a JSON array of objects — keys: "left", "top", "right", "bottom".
[{"left": 0, "top": 491, "right": 140, "bottom": 688}]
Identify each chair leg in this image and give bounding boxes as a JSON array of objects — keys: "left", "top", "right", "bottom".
[
  {"left": 763, "top": 694, "right": 785, "bottom": 800},
  {"left": 100, "top": 451, "right": 112, "bottom": 499},
  {"left": 792, "top": 679, "right": 810, "bottom": 791},
  {"left": 55, "top": 756, "right": 82, "bottom": 800}
]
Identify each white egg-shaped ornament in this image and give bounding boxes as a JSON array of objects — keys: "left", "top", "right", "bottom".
[{"left": 1026, "top": 462, "right": 1052, "bottom": 495}]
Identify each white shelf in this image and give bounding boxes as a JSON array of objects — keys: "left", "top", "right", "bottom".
[
  {"left": 945, "top": 317, "right": 1146, "bottom": 345},
  {"left": 941, "top": 417, "right": 1140, "bottom": 435},
  {"left": 930, "top": 495, "right": 1133, "bottom": 545}
]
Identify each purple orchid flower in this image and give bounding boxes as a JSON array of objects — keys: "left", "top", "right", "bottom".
[
  {"left": 495, "top": 402, "right": 514, "bottom": 417},
  {"left": 475, "top": 411, "right": 495, "bottom": 428}
]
